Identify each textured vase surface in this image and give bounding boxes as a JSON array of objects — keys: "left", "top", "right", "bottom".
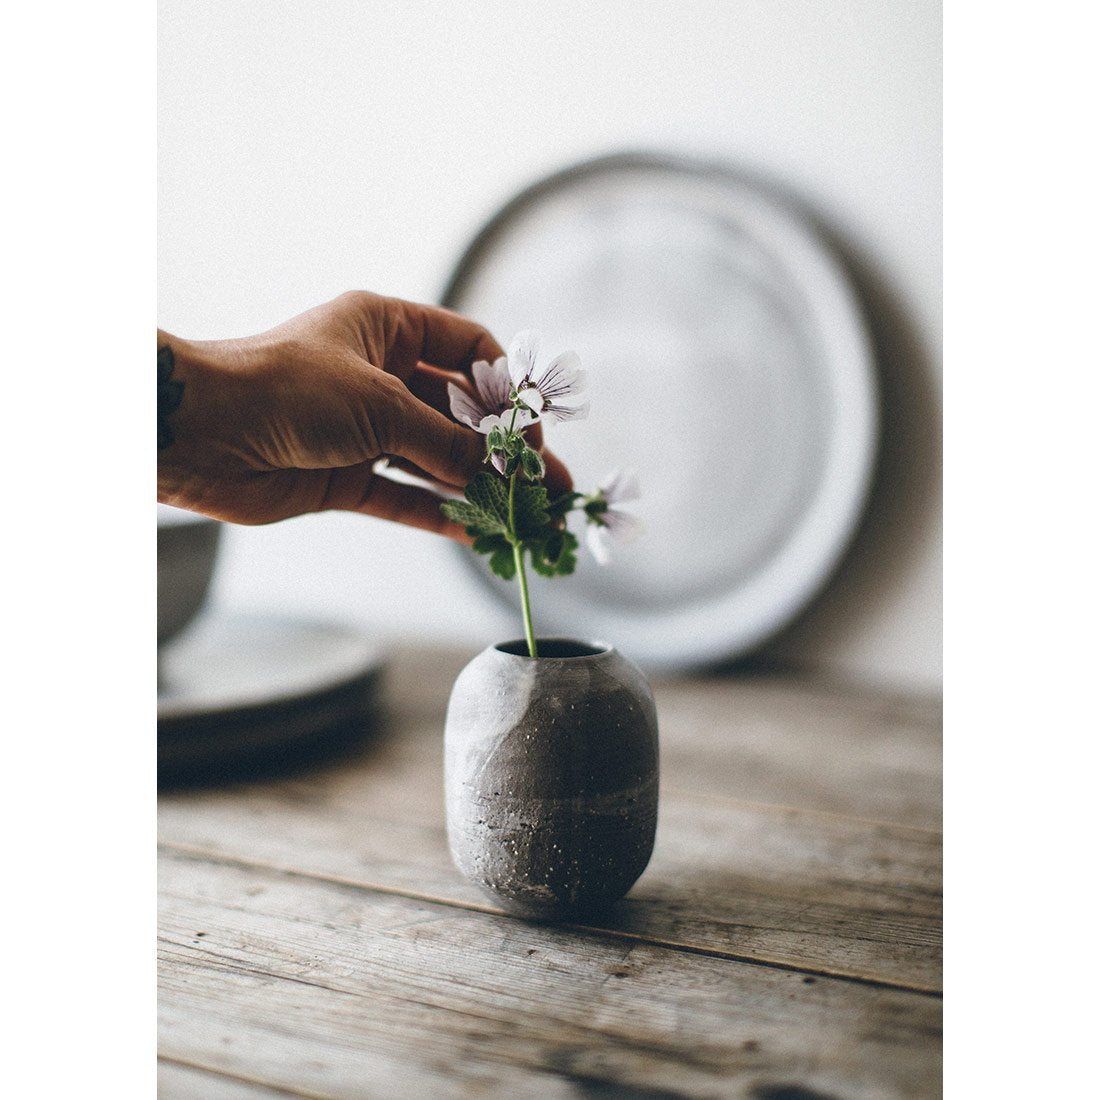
[{"left": 445, "top": 638, "right": 659, "bottom": 919}]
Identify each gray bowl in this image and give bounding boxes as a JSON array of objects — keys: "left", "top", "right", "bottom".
[{"left": 158, "top": 504, "right": 222, "bottom": 645}]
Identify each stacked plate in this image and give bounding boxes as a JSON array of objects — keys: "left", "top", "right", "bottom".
[{"left": 158, "top": 613, "right": 384, "bottom": 786}]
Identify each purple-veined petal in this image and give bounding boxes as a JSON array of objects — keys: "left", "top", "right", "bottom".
[
  {"left": 490, "top": 451, "right": 508, "bottom": 475},
  {"left": 533, "top": 351, "right": 586, "bottom": 401},
  {"left": 542, "top": 400, "right": 590, "bottom": 424},
  {"left": 472, "top": 356, "right": 512, "bottom": 414},
  {"left": 603, "top": 506, "right": 644, "bottom": 542},
  {"left": 448, "top": 381, "right": 488, "bottom": 429},
  {"left": 601, "top": 467, "right": 641, "bottom": 504},
  {"left": 507, "top": 330, "right": 541, "bottom": 387}
]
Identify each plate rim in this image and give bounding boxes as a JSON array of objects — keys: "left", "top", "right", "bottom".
[
  {"left": 440, "top": 151, "right": 879, "bottom": 672},
  {"left": 157, "top": 611, "right": 385, "bottom": 721}
]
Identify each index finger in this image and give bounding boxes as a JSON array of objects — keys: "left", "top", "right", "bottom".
[{"left": 397, "top": 299, "right": 505, "bottom": 376}]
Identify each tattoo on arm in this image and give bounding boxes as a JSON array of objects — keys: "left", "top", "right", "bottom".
[{"left": 158, "top": 345, "right": 184, "bottom": 450}]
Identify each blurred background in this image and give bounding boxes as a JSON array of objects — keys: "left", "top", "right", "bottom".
[{"left": 158, "top": 0, "right": 941, "bottom": 695}]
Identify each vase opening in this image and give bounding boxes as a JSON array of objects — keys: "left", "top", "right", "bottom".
[{"left": 495, "top": 638, "right": 610, "bottom": 659}]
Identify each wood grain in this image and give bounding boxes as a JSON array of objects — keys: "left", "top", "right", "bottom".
[
  {"left": 159, "top": 647, "right": 942, "bottom": 1097},
  {"left": 160, "top": 847, "right": 941, "bottom": 1100},
  {"left": 159, "top": 1059, "right": 317, "bottom": 1099},
  {"left": 381, "top": 645, "right": 942, "bottom": 828},
  {"left": 159, "top": 657, "right": 941, "bottom": 990},
  {"left": 653, "top": 677, "right": 941, "bottom": 830}
]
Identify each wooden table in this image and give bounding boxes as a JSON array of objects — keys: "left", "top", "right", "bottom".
[{"left": 158, "top": 645, "right": 942, "bottom": 1099}]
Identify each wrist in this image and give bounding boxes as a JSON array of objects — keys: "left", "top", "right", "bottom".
[
  {"left": 157, "top": 336, "right": 185, "bottom": 450},
  {"left": 156, "top": 332, "right": 251, "bottom": 498}
]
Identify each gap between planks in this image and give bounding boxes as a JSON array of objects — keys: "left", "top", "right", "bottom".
[
  {"left": 159, "top": 1054, "right": 331, "bottom": 1099},
  {"left": 160, "top": 839, "right": 942, "bottom": 998}
]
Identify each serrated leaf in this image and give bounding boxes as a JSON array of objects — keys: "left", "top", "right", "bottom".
[
  {"left": 488, "top": 543, "right": 517, "bottom": 580},
  {"left": 465, "top": 472, "right": 509, "bottom": 525},
  {"left": 512, "top": 481, "right": 550, "bottom": 539},
  {"left": 443, "top": 467, "right": 584, "bottom": 586},
  {"left": 529, "top": 529, "right": 578, "bottom": 577},
  {"left": 440, "top": 500, "right": 491, "bottom": 529},
  {"left": 547, "top": 491, "right": 582, "bottom": 520},
  {"left": 468, "top": 532, "right": 517, "bottom": 582},
  {"left": 441, "top": 473, "right": 513, "bottom": 538}
]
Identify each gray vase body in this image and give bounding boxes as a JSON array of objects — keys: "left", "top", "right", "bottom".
[{"left": 445, "top": 639, "right": 659, "bottom": 919}]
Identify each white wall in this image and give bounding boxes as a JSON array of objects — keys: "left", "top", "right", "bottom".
[{"left": 159, "top": 0, "right": 941, "bottom": 693}]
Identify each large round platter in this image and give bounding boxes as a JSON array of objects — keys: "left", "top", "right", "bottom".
[{"left": 442, "top": 153, "right": 877, "bottom": 673}]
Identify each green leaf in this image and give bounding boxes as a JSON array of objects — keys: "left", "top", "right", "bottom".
[
  {"left": 440, "top": 499, "right": 495, "bottom": 531},
  {"left": 466, "top": 472, "right": 509, "bottom": 526},
  {"left": 512, "top": 481, "right": 550, "bottom": 539},
  {"left": 528, "top": 529, "right": 578, "bottom": 577},
  {"left": 548, "top": 491, "right": 582, "bottom": 520},
  {"left": 488, "top": 543, "right": 517, "bottom": 580},
  {"left": 471, "top": 533, "right": 503, "bottom": 553},
  {"left": 470, "top": 533, "right": 516, "bottom": 581},
  {"left": 441, "top": 472, "right": 513, "bottom": 539},
  {"left": 441, "top": 469, "right": 585, "bottom": 585}
]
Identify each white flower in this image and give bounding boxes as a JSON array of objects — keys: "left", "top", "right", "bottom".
[
  {"left": 475, "top": 412, "right": 529, "bottom": 437},
  {"left": 600, "top": 467, "right": 641, "bottom": 506},
  {"left": 448, "top": 357, "right": 533, "bottom": 435},
  {"left": 507, "top": 330, "right": 589, "bottom": 424},
  {"left": 585, "top": 468, "right": 643, "bottom": 565}
]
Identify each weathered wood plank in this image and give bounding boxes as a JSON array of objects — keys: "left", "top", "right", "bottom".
[
  {"left": 159, "top": 1059, "right": 319, "bottom": 1099},
  {"left": 159, "top": 695, "right": 941, "bottom": 989},
  {"left": 654, "top": 679, "right": 941, "bottom": 830},
  {"left": 159, "top": 848, "right": 942, "bottom": 1100},
  {"left": 159, "top": 799, "right": 939, "bottom": 992}
]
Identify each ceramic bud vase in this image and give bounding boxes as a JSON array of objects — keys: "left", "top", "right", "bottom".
[{"left": 445, "top": 638, "right": 659, "bottom": 920}]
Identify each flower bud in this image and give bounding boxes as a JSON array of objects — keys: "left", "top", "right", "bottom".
[{"left": 520, "top": 447, "right": 546, "bottom": 481}]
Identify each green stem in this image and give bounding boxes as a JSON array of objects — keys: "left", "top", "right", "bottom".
[{"left": 508, "top": 471, "right": 538, "bottom": 658}]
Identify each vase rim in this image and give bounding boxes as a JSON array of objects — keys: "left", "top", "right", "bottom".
[{"left": 493, "top": 637, "right": 613, "bottom": 661}]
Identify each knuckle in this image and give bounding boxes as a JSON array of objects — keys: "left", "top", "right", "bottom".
[
  {"left": 367, "top": 372, "right": 409, "bottom": 453},
  {"left": 335, "top": 289, "right": 377, "bottom": 313},
  {"left": 447, "top": 422, "right": 467, "bottom": 471}
]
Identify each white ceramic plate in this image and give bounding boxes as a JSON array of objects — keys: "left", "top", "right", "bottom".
[
  {"left": 157, "top": 613, "right": 385, "bottom": 781},
  {"left": 158, "top": 613, "right": 384, "bottom": 719},
  {"left": 442, "top": 154, "right": 877, "bottom": 673}
]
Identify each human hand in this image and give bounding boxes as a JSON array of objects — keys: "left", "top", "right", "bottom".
[{"left": 157, "top": 292, "right": 573, "bottom": 538}]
